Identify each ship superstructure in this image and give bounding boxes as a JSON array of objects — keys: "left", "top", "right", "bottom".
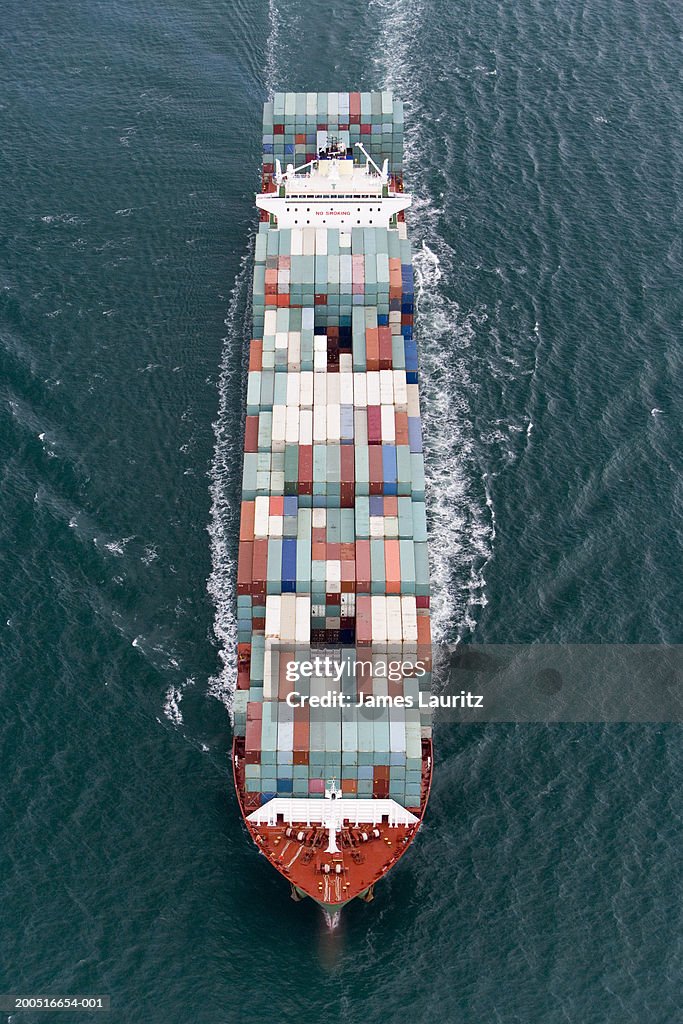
[{"left": 233, "top": 92, "right": 432, "bottom": 920}]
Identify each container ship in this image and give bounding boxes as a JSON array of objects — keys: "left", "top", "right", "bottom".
[{"left": 232, "top": 91, "right": 432, "bottom": 921}]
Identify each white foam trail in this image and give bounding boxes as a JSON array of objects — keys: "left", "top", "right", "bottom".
[
  {"left": 371, "top": 0, "right": 495, "bottom": 648},
  {"left": 265, "top": 0, "right": 281, "bottom": 97},
  {"left": 163, "top": 685, "right": 183, "bottom": 726},
  {"left": 207, "top": 250, "right": 252, "bottom": 713}
]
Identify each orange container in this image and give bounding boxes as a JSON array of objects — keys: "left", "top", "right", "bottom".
[
  {"left": 249, "top": 340, "right": 263, "bottom": 371},
  {"left": 366, "top": 326, "right": 379, "bottom": 370},
  {"left": 240, "top": 501, "right": 255, "bottom": 541},
  {"left": 384, "top": 539, "right": 401, "bottom": 593}
]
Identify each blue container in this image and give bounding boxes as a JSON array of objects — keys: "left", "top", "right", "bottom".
[
  {"left": 283, "top": 496, "right": 298, "bottom": 516},
  {"left": 369, "top": 495, "right": 383, "bottom": 517},
  {"left": 408, "top": 416, "right": 423, "bottom": 453},
  {"left": 382, "top": 445, "right": 397, "bottom": 495},
  {"left": 277, "top": 779, "right": 293, "bottom": 793}
]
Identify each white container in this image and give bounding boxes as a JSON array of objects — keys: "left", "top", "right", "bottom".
[
  {"left": 271, "top": 405, "right": 287, "bottom": 452},
  {"left": 401, "top": 596, "right": 418, "bottom": 643},
  {"left": 371, "top": 596, "right": 387, "bottom": 645},
  {"left": 286, "top": 372, "right": 300, "bottom": 406},
  {"left": 265, "top": 595, "right": 281, "bottom": 640},
  {"left": 315, "top": 228, "right": 328, "bottom": 255},
  {"left": 326, "top": 560, "right": 342, "bottom": 594},
  {"left": 353, "top": 373, "right": 367, "bottom": 408},
  {"left": 339, "top": 371, "right": 354, "bottom": 405},
  {"left": 313, "top": 372, "right": 326, "bottom": 407},
  {"left": 325, "top": 374, "right": 338, "bottom": 405},
  {"left": 369, "top": 516, "right": 385, "bottom": 539},
  {"left": 313, "top": 349, "right": 327, "bottom": 372},
  {"left": 327, "top": 403, "right": 341, "bottom": 444},
  {"left": 312, "top": 508, "right": 326, "bottom": 529},
  {"left": 339, "top": 353, "right": 353, "bottom": 373},
  {"left": 407, "top": 384, "right": 420, "bottom": 417},
  {"left": 386, "top": 596, "right": 403, "bottom": 643},
  {"left": 379, "top": 369, "right": 394, "bottom": 405},
  {"left": 299, "top": 408, "right": 313, "bottom": 445},
  {"left": 287, "top": 331, "right": 301, "bottom": 371},
  {"left": 380, "top": 404, "right": 396, "bottom": 443},
  {"left": 263, "top": 309, "right": 277, "bottom": 335},
  {"left": 268, "top": 514, "right": 283, "bottom": 538},
  {"left": 300, "top": 370, "right": 314, "bottom": 408},
  {"left": 254, "top": 495, "right": 270, "bottom": 538},
  {"left": 354, "top": 409, "right": 368, "bottom": 445},
  {"left": 392, "top": 369, "right": 408, "bottom": 411},
  {"left": 295, "top": 595, "right": 311, "bottom": 644},
  {"left": 290, "top": 228, "right": 303, "bottom": 256},
  {"left": 280, "top": 594, "right": 297, "bottom": 642},
  {"left": 275, "top": 331, "right": 288, "bottom": 352},
  {"left": 285, "top": 405, "right": 299, "bottom": 445},
  {"left": 313, "top": 405, "right": 326, "bottom": 444},
  {"left": 366, "top": 371, "right": 381, "bottom": 407}
]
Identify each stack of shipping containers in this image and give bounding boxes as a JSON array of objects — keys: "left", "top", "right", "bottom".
[{"left": 235, "top": 93, "right": 431, "bottom": 813}]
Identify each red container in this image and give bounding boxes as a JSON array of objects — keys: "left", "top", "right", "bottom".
[
  {"left": 341, "top": 482, "right": 354, "bottom": 507},
  {"left": 356, "top": 595, "right": 372, "bottom": 643},
  {"left": 269, "top": 496, "right": 284, "bottom": 516},
  {"left": 293, "top": 709, "right": 310, "bottom": 751},
  {"left": 248, "top": 340, "right": 262, "bottom": 371},
  {"left": 273, "top": 124, "right": 284, "bottom": 134},
  {"left": 251, "top": 539, "right": 268, "bottom": 595},
  {"left": 247, "top": 701, "right": 262, "bottom": 720},
  {"left": 244, "top": 416, "right": 258, "bottom": 453},
  {"left": 360, "top": 123, "right": 371, "bottom": 135},
  {"left": 355, "top": 542, "right": 371, "bottom": 592},
  {"left": 341, "top": 778, "right": 358, "bottom": 794},
  {"left": 237, "top": 542, "right": 253, "bottom": 596},
  {"left": 245, "top": 718, "right": 261, "bottom": 762},
  {"left": 416, "top": 596, "right": 430, "bottom": 609},
  {"left": 341, "top": 560, "right": 355, "bottom": 592},
  {"left": 367, "top": 407, "right": 381, "bottom": 445},
  {"left": 326, "top": 542, "right": 341, "bottom": 559},
  {"left": 298, "top": 446, "right": 313, "bottom": 494},
  {"left": 417, "top": 614, "right": 432, "bottom": 646},
  {"left": 378, "top": 325, "right": 393, "bottom": 369},
  {"left": 395, "top": 411, "right": 409, "bottom": 446},
  {"left": 314, "top": 293, "right": 327, "bottom": 305},
  {"left": 240, "top": 501, "right": 255, "bottom": 541},
  {"left": 295, "top": 133, "right": 306, "bottom": 144},
  {"left": 384, "top": 496, "right": 398, "bottom": 516},
  {"left": 369, "top": 446, "right": 383, "bottom": 494},
  {"left": 339, "top": 444, "right": 352, "bottom": 483}
]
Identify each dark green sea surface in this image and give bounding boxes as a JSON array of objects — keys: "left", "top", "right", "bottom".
[{"left": 1, "top": 1, "right": 681, "bottom": 1021}]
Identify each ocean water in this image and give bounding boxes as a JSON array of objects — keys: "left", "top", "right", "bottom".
[{"left": 1, "top": 1, "right": 681, "bottom": 1021}]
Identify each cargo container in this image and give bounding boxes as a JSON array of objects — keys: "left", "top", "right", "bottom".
[{"left": 233, "top": 92, "right": 432, "bottom": 923}]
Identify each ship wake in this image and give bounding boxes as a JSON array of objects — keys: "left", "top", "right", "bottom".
[{"left": 207, "top": 248, "right": 252, "bottom": 714}]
